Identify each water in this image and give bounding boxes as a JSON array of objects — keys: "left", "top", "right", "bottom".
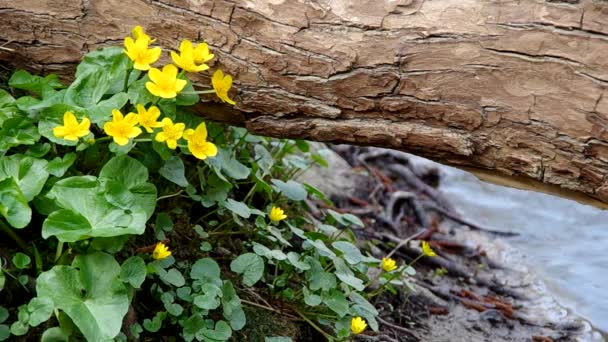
[{"left": 434, "top": 161, "right": 608, "bottom": 334}]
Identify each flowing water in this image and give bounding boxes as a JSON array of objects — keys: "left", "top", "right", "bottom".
[{"left": 433, "top": 161, "right": 608, "bottom": 337}]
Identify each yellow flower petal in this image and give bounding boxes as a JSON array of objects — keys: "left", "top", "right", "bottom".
[
  {"left": 269, "top": 206, "right": 287, "bottom": 222},
  {"left": 351, "top": 317, "right": 367, "bottom": 335}
]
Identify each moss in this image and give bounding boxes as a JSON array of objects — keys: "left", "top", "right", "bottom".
[{"left": 232, "top": 307, "right": 322, "bottom": 342}]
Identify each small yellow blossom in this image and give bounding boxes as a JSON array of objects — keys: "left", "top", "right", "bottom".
[
  {"left": 104, "top": 109, "right": 142, "bottom": 146},
  {"left": 152, "top": 242, "right": 171, "bottom": 260},
  {"left": 381, "top": 257, "right": 398, "bottom": 272},
  {"left": 171, "top": 40, "right": 213, "bottom": 73},
  {"left": 269, "top": 206, "right": 287, "bottom": 222},
  {"left": 192, "top": 42, "right": 214, "bottom": 65},
  {"left": 131, "top": 25, "right": 154, "bottom": 43},
  {"left": 422, "top": 241, "right": 437, "bottom": 257},
  {"left": 124, "top": 36, "right": 161, "bottom": 71},
  {"left": 211, "top": 69, "right": 235, "bottom": 105},
  {"left": 145, "top": 64, "right": 188, "bottom": 99},
  {"left": 155, "top": 118, "right": 185, "bottom": 149},
  {"left": 135, "top": 104, "right": 163, "bottom": 133},
  {"left": 183, "top": 122, "right": 217, "bottom": 160},
  {"left": 52, "top": 111, "right": 91, "bottom": 141},
  {"left": 351, "top": 317, "right": 367, "bottom": 335}
]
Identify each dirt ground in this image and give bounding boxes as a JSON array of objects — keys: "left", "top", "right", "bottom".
[{"left": 300, "top": 144, "right": 601, "bottom": 342}]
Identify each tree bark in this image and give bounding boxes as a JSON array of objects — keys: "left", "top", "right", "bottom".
[{"left": 1, "top": 0, "right": 608, "bottom": 206}]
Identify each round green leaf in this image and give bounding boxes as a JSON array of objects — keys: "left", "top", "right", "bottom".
[
  {"left": 119, "top": 256, "right": 146, "bottom": 288},
  {"left": 230, "top": 253, "right": 264, "bottom": 287},
  {"left": 270, "top": 179, "right": 307, "bottom": 201},
  {"left": 11, "top": 253, "right": 30, "bottom": 270},
  {"left": 27, "top": 297, "right": 54, "bottom": 327}
]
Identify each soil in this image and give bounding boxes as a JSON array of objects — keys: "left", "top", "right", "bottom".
[{"left": 300, "top": 144, "right": 600, "bottom": 342}]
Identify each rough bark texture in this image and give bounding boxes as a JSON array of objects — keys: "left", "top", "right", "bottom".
[{"left": 1, "top": 0, "right": 608, "bottom": 206}]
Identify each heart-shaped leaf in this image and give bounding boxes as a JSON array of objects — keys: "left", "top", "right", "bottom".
[{"left": 36, "top": 252, "right": 129, "bottom": 342}]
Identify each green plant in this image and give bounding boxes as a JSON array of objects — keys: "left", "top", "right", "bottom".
[{"left": 0, "top": 26, "right": 433, "bottom": 342}]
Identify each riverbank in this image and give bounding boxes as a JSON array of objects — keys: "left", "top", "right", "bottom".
[{"left": 301, "top": 145, "right": 603, "bottom": 342}]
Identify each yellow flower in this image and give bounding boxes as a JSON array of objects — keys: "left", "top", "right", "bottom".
[
  {"left": 183, "top": 122, "right": 218, "bottom": 160},
  {"left": 351, "top": 316, "right": 367, "bottom": 335},
  {"left": 152, "top": 242, "right": 171, "bottom": 260},
  {"left": 135, "top": 104, "right": 163, "bottom": 133},
  {"left": 53, "top": 111, "right": 91, "bottom": 141},
  {"left": 211, "top": 69, "right": 235, "bottom": 105},
  {"left": 145, "top": 64, "right": 188, "bottom": 99},
  {"left": 124, "top": 36, "right": 161, "bottom": 71},
  {"left": 104, "top": 109, "right": 142, "bottom": 146},
  {"left": 192, "top": 42, "right": 214, "bottom": 65},
  {"left": 171, "top": 40, "right": 213, "bottom": 73},
  {"left": 422, "top": 241, "right": 437, "bottom": 257},
  {"left": 269, "top": 206, "right": 287, "bottom": 222},
  {"left": 381, "top": 257, "right": 398, "bottom": 272},
  {"left": 155, "top": 118, "right": 185, "bottom": 149},
  {"left": 131, "top": 25, "right": 154, "bottom": 43}
]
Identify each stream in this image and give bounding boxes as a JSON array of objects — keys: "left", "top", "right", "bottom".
[{"left": 433, "top": 160, "right": 608, "bottom": 338}]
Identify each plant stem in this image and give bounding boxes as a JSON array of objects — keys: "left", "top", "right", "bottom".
[
  {"left": 55, "top": 242, "right": 64, "bottom": 262},
  {"left": 293, "top": 308, "right": 334, "bottom": 341},
  {"left": 156, "top": 190, "right": 184, "bottom": 201},
  {"left": 0, "top": 219, "right": 28, "bottom": 252},
  {"left": 123, "top": 67, "right": 132, "bottom": 92}
]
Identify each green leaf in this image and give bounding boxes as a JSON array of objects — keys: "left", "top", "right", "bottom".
[
  {"left": 193, "top": 292, "right": 221, "bottom": 310},
  {"left": 27, "top": 297, "right": 54, "bottom": 327},
  {"left": 271, "top": 179, "right": 307, "bottom": 201},
  {"left": 143, "top": 311, "right": 166, "bottom": 333},
  {"left": 265, "top": 337, "right": 293, "bottom": 342},
  {"left": 322, "top": 289, "right": 349, "bottom": 317},
  {"left": 159, "top": 156, "right": 189, "bottom": 187},
  {"left": 176, "top": 80, "right": 199, "bottom": 106},
  {"left": 222, "top": 199, "right": 251, "bottom": 219},
  {"left": 191, "top": 258, "right": 222, "bottom": 286},
  {"left": 201, "top": 320, "right": 232, "bottom": 341},
  {"left": 127, "top": 75, "right": 155, "bottom": 107},
  {"left": 0, "top": 178, "right": 31, "bottom": 228},
  {"left": 9, "top": 70, "right": 63, "bottom": 93},
  {"left": 0, "top": 325, "right": 9, "bottom": 341},
  {"left": 120, "top": 256, "right": 147, "bottom": 288},
  {"left": 306, "top": 259, "right": 337, "bottom": 291},
  {"left": 36, "top": 252, "right": 129, "bottom": 342},
  {"left": 230, "top": 253, "right": 264, "bottom": 287},
  {"left": 0, "top": 308, "right": 7, "bottom": 324},
  {"left": 252, "top": 242, "right": 287, "bottom": 261},
  {"left": 254, "top": 145, "right": 273, "bottom": 176},
  {"left": 0, "top": 272, "right": 5, "bottom": 292},
  {"left": 12, "top": 253, "right": 30, "bottom": 269},
  {"left": 10, "top": 321, "right": 28, "bottom": 336},
  {"left": 159, "top": 268, "right": 186, "bottom": 287},
  {"left": 286, "top": 252, "right": 310, "bottom": 271},
  {"left": 0, "top": 117, "right": 40, "bottom": 151},
  {"left": 0, "top": 154, "right": 49, "bottom": 201},
  {"left": 43, "top": 157, "right": 156, "bottom": 242},
  {"left": 40, "top": 327, "right": 70, "bottom": 342},
  {"left": 305, "top": 239, "right": 336, "bottom": 258},
  {"left": 65, "top": 68, "right": 114, "bottom": 108},
  {"left": 302, "top": 287, "right": 322, "bottom": 306},
  {"left": 47, "top": 153, "right": 77, "bottom": 177},
  {"left": 87, "top": 92, "right": 129, "bottom": 125},
  {"left": 331, "top": 241, "right": 363, "bottom": 265},
  {"left": 333, "top": 258, "right": 365, "bottom": 291},
  {"left": 327, "top": 209, "right": 364, "bottom": 228},
  {"left": 183, "top": 315, "right": 204, "bottom": 342}
]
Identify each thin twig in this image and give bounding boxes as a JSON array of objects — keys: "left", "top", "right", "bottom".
[
  {"left": 422, "top": 201, "right": 518, "bottom": 237},
  {"left": 0, "top": 46, "right": 14, "bottom": 52},
  {"left": 377, "top": 317, "right": 420, "bottom": 340},
  {"left": 385, "top": 229, "right": 427, "bottom": 258},
  {"left": 240, "top": 299, "right": 299, "bottom": 321},
  {"left": 156, "top": 190, "right": 184, "bottom": 201}
]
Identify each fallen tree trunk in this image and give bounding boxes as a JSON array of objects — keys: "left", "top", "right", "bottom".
[{"left": 1, "top": 0, "right": 608, "bottom": 206}]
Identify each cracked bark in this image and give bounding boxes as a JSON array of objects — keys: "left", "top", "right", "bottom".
[{"left": 1, "top": 0, "right": 608, "bottom": 207}]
